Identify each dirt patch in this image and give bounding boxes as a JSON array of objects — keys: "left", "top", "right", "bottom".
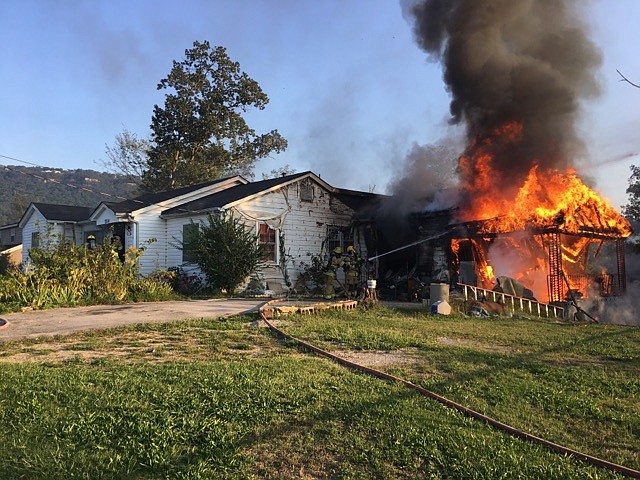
[
  {"left": 332, "top": 348, "right": 422, "bottom": 368},
  {"left": 436, "top": 336, "right": 515, "bottom": 354},
  {"left": 0, "top": 329, "right": 273, "bottom": 364}
]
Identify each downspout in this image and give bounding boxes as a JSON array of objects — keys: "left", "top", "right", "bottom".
[
  {"left": 133, "top": 220, "right": 139, "bottom": 250},
  {"left": 126, "top": 214, "right": 139, "bottom": 250}
]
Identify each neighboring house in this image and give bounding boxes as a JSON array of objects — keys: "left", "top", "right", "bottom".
[
  {"left": 19, "top": 203, "right": 94, "bottom": 260},
  {"left": 0, "top": 223, "right": 22, "bottom": 247},
  {"left": 1, "top": 244, "right": 22, "bottom": 266},
  {"left": 0, "top": 223, "right": 23, "bottom": 266},
  {"left": 18, "top": 172, "right": 382, "bottom": 291}
]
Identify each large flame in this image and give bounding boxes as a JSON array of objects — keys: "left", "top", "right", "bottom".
[
  {"left": 458, "top": 122, "right": 631, "bottom": 238},
  {"left": 453, "top": 121, "right": 631, "bottom": 302}
]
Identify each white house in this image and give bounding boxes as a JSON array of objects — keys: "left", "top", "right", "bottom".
[
  {"left": 19, "top": 203, "right": 95, "bottom": 255},
  {"left": 89, "top": 175, "right": 247, "bottom": 274},
  {"left": 18, "top": 172, "right": 382, "bottom": 291}
]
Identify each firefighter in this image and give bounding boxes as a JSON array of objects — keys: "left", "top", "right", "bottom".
[
  {"left": 343, "top": 245, "right": 361, "bottom": 299},
  {"left": 112, "top": 235, "right": 124, "bottom": 261},
  {"left": 86, "top": 234, "right": 96, "bottom": 250},
  {"left": 324, "top": 246, "right": 343, "bottom": 299}
]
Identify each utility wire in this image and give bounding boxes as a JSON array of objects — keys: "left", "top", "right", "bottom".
[
  {"left": 0, "top": 153, "right": 296, "bottom": 218},
  {"left": 0, "top": 154, "right": 135, "bottom": 203}
]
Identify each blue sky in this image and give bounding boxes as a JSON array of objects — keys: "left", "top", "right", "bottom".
[{"left": 1, "top": 0, "right": 638, "bottom": 209}]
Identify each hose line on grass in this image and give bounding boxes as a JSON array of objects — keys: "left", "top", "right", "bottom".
[{"left": 259, "top": 300, "right": 640, "bottom": 479}]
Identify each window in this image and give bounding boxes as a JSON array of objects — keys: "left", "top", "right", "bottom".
[
  {"left": 182, "top": 223, "right": 199, "bottom": 263},
  {"left": 259, "top": 223, "right": 277, "bottom": 262},
  {"left": 300, "top": 181, "right": 314, "bottom": 202},
  {"left": 31, "top": 231, "right": 40, "bottom": 249},
  {"left": 326, "top": 226, "right": 353, "bottom": 252}
]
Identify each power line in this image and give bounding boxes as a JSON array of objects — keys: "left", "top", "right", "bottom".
[
  {"left": 0, "top": 153, "right": 46, "bottom": 168},
  {"left": 0, "top": 153, "right": 138, "bottom": 204},
  {"left": 0, "top": 153, "right": 321, "bottom": 221},
  {"left": 0, "top": 153, "right": 256, "bottom": 218}
]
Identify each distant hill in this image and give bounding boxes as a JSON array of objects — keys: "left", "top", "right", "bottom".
[{"left": 0, "top": 166, "right": 139, "bottom": 225}]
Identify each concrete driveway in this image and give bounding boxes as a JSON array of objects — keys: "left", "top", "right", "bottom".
[{"left": 0, "top": 299, "right": 265, "bottom": 343}]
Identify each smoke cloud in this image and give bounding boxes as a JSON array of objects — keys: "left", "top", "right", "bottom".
[
  {"left": 403, "top": 0, "right": 602, "bottom": 195},
  {"left": 386, "top": 140, "right": 460, "bottom": 213},
  {"left": 594, "top": 249, "right": 640, "bottom": 326}
]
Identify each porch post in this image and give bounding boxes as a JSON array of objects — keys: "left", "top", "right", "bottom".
[
  {"left": 616, "top": 239, "right": 627, "bottom": 295},
  {"left": 547, "top": 232, "right": 564, "bottom": 303}
]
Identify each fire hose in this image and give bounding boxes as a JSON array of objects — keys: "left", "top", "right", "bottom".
[{"left": 259, "top": 300, "right": 640, "bottom": 478}]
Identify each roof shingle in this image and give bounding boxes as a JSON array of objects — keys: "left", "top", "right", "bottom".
[
  {"left": 161, "top": 172, "right": 310, "bottom": 216},
  {"left": 33, "top": 203, "right": 93, "bottom": 222}
]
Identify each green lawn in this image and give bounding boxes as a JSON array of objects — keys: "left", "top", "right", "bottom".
[{"left": 0, "top": 308, "right": 637, "bottom": 479}]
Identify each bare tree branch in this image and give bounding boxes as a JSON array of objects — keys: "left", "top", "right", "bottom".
[{"left": 617, "top": 69, "right": 640, "bottom": 88}]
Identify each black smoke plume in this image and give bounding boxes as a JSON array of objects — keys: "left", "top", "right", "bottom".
[{"left": 404, "top": 0, "right": 602, "bottom": 193}]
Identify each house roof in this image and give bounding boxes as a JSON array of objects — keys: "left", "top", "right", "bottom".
[
  {"left": 16, "top": 172, "right": 385, "bottom": 228},
  {"left": 102, "top": 176, "right": 244, "bottom": 214},
  {"left": 0, "top": 223, "right": 18, "bottom": 230},
  {"left": 333, "top": 188, "right": 386, "bottom": 214},
  {"left": 160, "top": 171, "right": 315, "bottom": 216},
  {"left": 29, "top": 203, "right": 94, "bottom": 222}
]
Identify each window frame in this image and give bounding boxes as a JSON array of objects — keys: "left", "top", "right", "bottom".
[
  {"left": 182, "top": 223, "right": 200, "bottom": 264},
  {"left": 326, "top": 225, "right": 353, "bottom": 253},
  {"left": 31, "top": 231, "right": 40, "bottom": 249},
  {"left": 258, "top": 223, "right": 277, "bottom": 263}
]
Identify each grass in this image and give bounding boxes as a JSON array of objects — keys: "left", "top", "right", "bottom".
[
  {"left": 283, "top": 307, "right": 640, "bottom": 470},
  {"left": 0, "top": 307, "right": 637, "bottom": 479}
]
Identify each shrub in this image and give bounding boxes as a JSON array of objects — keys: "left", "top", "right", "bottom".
[
  {"left": 184, "top": 212, "right": 263, "bottom": 294},
  {"left": 294, "top": 254, "right": 326, "bottom": 294},
  {"left": 0, "top": 237, "right": 174, "bottom": 312},
  {"left": 167, "top": 266, "right": 203, "bottom": 295}
]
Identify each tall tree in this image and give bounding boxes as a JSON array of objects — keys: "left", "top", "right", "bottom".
[
  {"left": 101, "top": 128, "right": 150, "bottom": 188},
  {"left": 623, "top": 165, "right": 640, "bottom": 221},
  {"left": 623, "top": 165, "right": 640, "bottom": 251},
  {"left": 142, "top": 41, "right": 287, "bottom": 192}
]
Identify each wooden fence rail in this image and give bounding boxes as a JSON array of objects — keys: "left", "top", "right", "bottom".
[{"left": 459, "top": 283, "right": 565, "bottom": 318}]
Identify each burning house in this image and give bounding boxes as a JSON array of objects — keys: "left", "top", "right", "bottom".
[
  {"left": 408, "top": 164, "right": 632, "bottom": 305},
  {"left": 374, "top": 1, "right": 633, "bottom": 309}
]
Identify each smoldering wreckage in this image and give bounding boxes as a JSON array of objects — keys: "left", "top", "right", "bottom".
[
  {"left": 313, "top": 0, "right": 636, "bottom": 323},
  {"left": 323, "top": 181, "right": 632, "bottom": 323}
]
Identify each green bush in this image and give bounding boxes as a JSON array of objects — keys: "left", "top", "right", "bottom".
[
  {"left": 184, "top": 212, "right": 263, "bottom": 294},
  {"left": 0, "top": 251, "right": 14, "bottom": 276},
  {"left": 0, "top": 238, "right": 174, "bottom": 312}
]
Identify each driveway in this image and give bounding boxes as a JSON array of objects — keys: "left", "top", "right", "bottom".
[{"left": 0, "top": 299, "right": 265, "bottom": 343}]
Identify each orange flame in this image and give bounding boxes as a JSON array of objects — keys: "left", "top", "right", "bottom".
[
  {"left": 454, "top": 121, "right": 631, "bottom": 301},
  {"left": 458, "top": 121, "right": 631, "bottom": 238}
]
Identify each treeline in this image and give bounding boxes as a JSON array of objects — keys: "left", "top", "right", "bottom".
[{"left": 0, "top": 166, "right": 138, "bottom": 225}]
